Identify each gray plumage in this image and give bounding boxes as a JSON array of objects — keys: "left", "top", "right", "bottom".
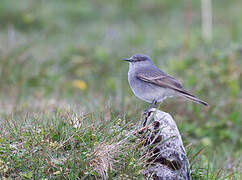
[{"left": 123, "top": 54, "right": 208, "bottom": 107}]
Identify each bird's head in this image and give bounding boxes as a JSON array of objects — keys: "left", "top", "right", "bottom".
[{"left": 122, "top": 54, "right": 153, "bottom": 68}]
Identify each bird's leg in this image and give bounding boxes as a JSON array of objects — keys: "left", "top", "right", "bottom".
[
  {"left": 153, "top": 100, "right": 158, "bottom": 108},
  {"left": 143, "top": 100, "right": 157, "bottom": 115}
]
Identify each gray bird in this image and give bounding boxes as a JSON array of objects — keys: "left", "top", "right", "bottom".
[{"left": 123, "top": 54, "right": 208, "bottom": 113}]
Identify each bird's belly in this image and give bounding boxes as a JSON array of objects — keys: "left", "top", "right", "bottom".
[{"left": 129, "top": 79, "right": 174, "bottom": 103}]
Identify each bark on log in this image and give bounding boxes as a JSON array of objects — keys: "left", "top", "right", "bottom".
[{"left": 141, "top": 108, "right": 190, "bottom": 180}]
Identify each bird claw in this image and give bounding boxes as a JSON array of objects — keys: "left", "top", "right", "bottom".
[
  {"left": 143, "top": 108, "right": 151, "bottom": 116},
  {"left": 144, "top": 101, "right": 158, "bottom": 114},
  {"left": 143, "top": 107, "right": 156, "bottom": 116}
]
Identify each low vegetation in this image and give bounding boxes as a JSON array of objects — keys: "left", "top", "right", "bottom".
[{"left": 0, "top": 0, "right": 241, "bottom": 179}]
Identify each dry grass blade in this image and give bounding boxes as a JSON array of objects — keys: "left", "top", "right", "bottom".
[{"left": 89, "top": 142, "right": 119, "bottom": 179}]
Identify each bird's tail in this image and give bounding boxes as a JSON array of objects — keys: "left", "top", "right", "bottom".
[
  {"left": 176, "top": 89, "right": 209, "bottom": 106},
  {"left": 182, "top": 94, "right": 208, "bottom": 106}
]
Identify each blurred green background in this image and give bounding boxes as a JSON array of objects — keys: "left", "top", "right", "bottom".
[{"left": 0, "top": 0, "right": 241, "bottom": 178}]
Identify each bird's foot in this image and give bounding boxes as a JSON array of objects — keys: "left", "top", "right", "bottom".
[
  {"left": 143, "top": 107, "right": 152, "bottom": 116},
  {"left": 143, "top": 100, "right": 158, "bottom": 114}
]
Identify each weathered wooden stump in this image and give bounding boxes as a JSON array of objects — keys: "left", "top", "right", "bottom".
[{"left": 140, "top": 108, "right": 190, "bottom": 180}]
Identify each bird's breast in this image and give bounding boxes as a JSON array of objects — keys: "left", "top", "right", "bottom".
[{"left": 128, "top": 72, "right": 167, "bottom": 103}]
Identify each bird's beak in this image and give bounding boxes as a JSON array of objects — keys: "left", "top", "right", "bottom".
[{"left": 122, "top": 58, "right": 132, "bottom": 62}]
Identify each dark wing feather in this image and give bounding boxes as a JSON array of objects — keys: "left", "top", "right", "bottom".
[
  {"left": 136, "top": 69, "right": 196, "bottom": 97},
  {"left": 136, "top": 68, "right": 208, "bottom": 106}
]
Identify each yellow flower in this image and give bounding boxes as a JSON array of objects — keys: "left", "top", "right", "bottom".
[
  {"left": 72, "top": 80, "right": 87, "bottom": 90},
  {"left": 50, "top": 141, "right": 60, "bottom": 149},
  {"left": 128, "top": 123, "right": 134, "bottom": 127},
  {"left": 0, "top": 159, "right": 4, "bottom": 166},
  {"left": 3, "top": 166, "right": 8, "bottom": 173},
  {"left": 0, "top": 158, "right": 8, "bottom": 174}
]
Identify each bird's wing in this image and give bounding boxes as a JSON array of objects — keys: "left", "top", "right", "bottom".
[{"left": 136, "top": 69, "right": 196, "bottom": 97}]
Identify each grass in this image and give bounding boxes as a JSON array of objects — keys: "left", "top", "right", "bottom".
[
  {"left": 0, "top": 101, "right": 146, "bottom": 179},
  {"left": 0, "top": 0, "right": 241, "bottom": 179},
  {"left": 0, "top": 101, "right": 240, "bottom": 179}
]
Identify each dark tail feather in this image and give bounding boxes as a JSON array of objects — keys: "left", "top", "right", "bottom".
[
  {"left": 176, "top": 89, "right": 209, "bottom": 106},
  {"left": 182, "top": 94, "right": 209, "bottom": 106}
]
